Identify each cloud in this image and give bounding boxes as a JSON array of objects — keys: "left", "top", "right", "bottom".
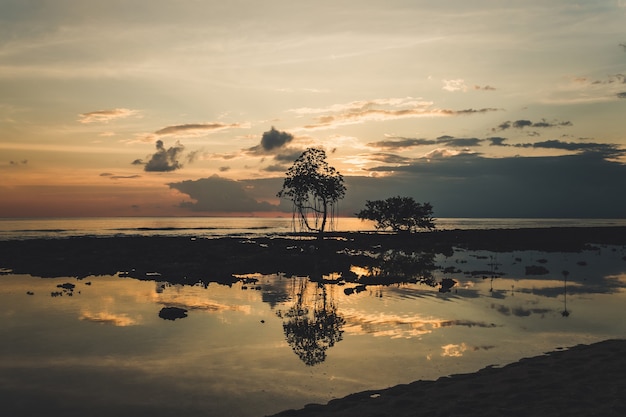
[
  {"left": 345, "top": 152, "right": 626, "bottom": 218},
  {"left": 154, "top": 122, "right": 247, "bottom": 137},
  {"left": 100, "top": 172, "right": 141, "bottom": 180},
  {"left": 488, "top": 137, "right": 508, "bottom": 146},
  {"left": 169, "top": 175, "right": 279, "bottom": 212},
  {"left": 133, "top": 140, "right": 185, "bottom": 172},
  {"left": 443, "top": 80, "right": 496, "bottom": 92},
  {"left": 79, "top": 108, "right": 137, "bottom": 124},
  {"left": 263, "top": 164, "right": 290, "bottom": 172},
  {"left": 366, "top": 153, "right": 415, "bottom": 164},
  {"left": 290, "top": 97, "right": 500, "bottom": 130},
  {"left": 80, "top": 311, "right": 137, "bottom": 326},
  {"left": 245, "top": 127, "right": 304, "bottom": 171},
  {"left": 591, "top": 74, "right": 625, "bottom": 85},
  {"left": 473, "top": 85, "right": 496, "bottom": 91},
  {"left": 367, "top": 136, "right": 484, "bottom": 150},
  {"left": 493, "top": 119, "right": 572, "bottom": 132},
  {"left": 442, "top": 79, "right": 467, "bottom": 92},
  {"left": 257, "top": 126, "right": 294, "bottom": 152},
  {"left": 618, "top": 92, "right": 626, "bottom": 99},
  {"left": 9, "top": 159, "right": 28, "bottom": 166},
  {"left": 490, "top": 138, "right": 623, "bottom": 157}
]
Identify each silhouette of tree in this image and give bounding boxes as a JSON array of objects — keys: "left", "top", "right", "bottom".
[
  {"left": 357, "top": 196, "right": 435, "bottom": 233},
  {"left": 279, "top": 280, "right": 345, "bottom": 366},
  {"left": 277, "top": 148, "right": 346, "bottom": 238}
]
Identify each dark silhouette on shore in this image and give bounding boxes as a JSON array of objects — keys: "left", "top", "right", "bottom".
[{"left": 0, "top": 227, "right": 624, "bottom": 287}]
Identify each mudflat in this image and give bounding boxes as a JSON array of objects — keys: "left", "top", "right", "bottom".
[{"left": 267, "top": 338, "right": 626, "bottom": 417}]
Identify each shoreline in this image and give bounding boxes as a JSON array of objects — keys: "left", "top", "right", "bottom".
[{"left": 267, "top": 338, "right": 626, "bottom": 417}]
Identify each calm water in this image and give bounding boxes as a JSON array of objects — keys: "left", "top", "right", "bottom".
[
  {"left": 0, "top": 230, "right": 625, "bottom": 416},
  {"left": 1, "top": 216, "right": 626, "bottom": 240}
]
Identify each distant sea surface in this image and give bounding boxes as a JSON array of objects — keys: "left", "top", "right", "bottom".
[{"left": 1, "top": 217, "right": 625, "bottom": 240}]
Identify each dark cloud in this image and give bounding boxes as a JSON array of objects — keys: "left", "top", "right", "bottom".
[
  {"left": 100, "top": 173, "right": 141, "bottom": 180},
  {"left": 135, "top": 140, "right": 185, "bottom": 172},
  {"left": 490, "top": 138, "right": 623, "bottom": 157},
  {"left": 9, "top": 160, "right": 28, "bottom": 165},
  {"left": 493, "top": 119, "right": 572, "bottom": 132},
  {"left": 263, "top": 164, "right": 290, "bottom": 172},
  {"left": 488, "top": 137, "right": 508, "bottom": 146},
  {"left": 367, "top": 138, "right": 435, "bottom": 149},
  {"left": 346, "top": 152, "right": 626, "bottom": 218},
  {"left": 617, "top": 92, "right": 626, "bottom": 99},
  {"left": 260, "top": 127, "right": 294, "bottom": 151},
  {"left": 368, "top": 136, "right": 483, "bottom": 150},
  {"left": 247, "top": 127, "right": 294, "bottom": 155},
  {"left": 273, "top": 149, "right": 305, "bottom": 162},
  {"left": 437, "top": 136, "right": 483, "bottom": 147},
  {"left": 169, "top": 175, "right": 279, "bottom": 212},
  {"left": 512, "top": 120, "right": 533, "bottom": 129}
]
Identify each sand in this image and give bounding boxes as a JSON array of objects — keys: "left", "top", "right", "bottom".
[{"left": 267, "top": 339, "right": 626, "bottom": 417}]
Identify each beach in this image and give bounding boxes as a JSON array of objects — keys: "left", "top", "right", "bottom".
[
  {"left": 268, "top": 338, "right": 626, "bottom": 417},
  {"left": 0, "top": 227, "right": 626, "bottom": 417}
]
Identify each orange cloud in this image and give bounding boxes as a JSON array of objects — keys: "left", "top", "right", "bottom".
[{"left": 79, "top": 108, "right": 138, "bottom": 124}]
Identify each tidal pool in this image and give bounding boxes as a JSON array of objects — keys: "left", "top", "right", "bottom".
[{"left": 1, "top": 244, "right": 625, "bottom": 417}]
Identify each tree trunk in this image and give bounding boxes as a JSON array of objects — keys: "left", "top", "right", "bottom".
[{"left": 318, "top": 202, "right": 328, "bottom": 241}]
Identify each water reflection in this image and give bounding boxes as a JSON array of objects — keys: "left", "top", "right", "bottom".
[
  {"left": 277, "top": 279, "right": 344, "bottom": 366},
  {"left": 0, "top": 244, "right": 625, "bottom": 417}
]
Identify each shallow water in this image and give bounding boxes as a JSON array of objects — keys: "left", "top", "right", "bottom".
[{"left": 1, "top": 244, "right": 625, "bottom": 416}]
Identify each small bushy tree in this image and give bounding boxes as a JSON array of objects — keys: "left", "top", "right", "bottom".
[
  {"left": 357, "top": 196, "right": 435, "bottom": 233},
  {"left": 277, "top": 147, "right": 346, "bottom": 237}
]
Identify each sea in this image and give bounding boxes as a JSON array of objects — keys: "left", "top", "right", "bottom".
[
  {"left": 1, "top": 216, "right": 625, "bottom": 240},
  {"left": 2, "top": 216, "right": 626, "bottom": 416}
]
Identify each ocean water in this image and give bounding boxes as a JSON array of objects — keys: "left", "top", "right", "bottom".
[
  {"left": 1, "top": 216, "right": 625, "bottom": 240},
  {"left": 1, "top": 217, "right": 626, "bottom": 416}
]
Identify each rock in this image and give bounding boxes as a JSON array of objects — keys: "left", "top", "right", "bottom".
[{"left": 158, "top": 307, "right": 188, "bottom": 321}]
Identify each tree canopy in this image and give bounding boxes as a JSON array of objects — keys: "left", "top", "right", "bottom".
[
  {"left": 357, "top": 196, "right": 435, "bottom": 233},
  {"left": 277, "top": 147, "right": 346, "bottom": 236}
]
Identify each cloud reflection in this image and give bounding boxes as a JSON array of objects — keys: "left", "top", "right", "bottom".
[
  {"left": 342, "top": 310, "right": 497, "bottom": 339},
  {"left": 80, "top": 311, "right": 138, "bottom": 326}
]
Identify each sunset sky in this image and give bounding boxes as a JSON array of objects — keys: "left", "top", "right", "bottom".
[{"left": 1, "top": 0, "right": 625, "bottom": 218}]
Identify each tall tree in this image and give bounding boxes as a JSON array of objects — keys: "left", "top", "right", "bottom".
[{"left": 277, "top": 148, "right": 346, "bottom": 237}]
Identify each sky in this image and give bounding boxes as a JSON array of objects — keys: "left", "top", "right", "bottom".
[{"left": 1, "top": 0, "right": 625, "bottom": 218}]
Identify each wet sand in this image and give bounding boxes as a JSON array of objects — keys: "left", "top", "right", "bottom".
[{"left": 267, "top": 339, "right": 626, "bottom": 417}]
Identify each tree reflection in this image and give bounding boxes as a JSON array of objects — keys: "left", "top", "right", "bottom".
[
  {"left": 359, "top": 250, "right": 438, "bottom": 287},
  {"left": 562, "top": 270, "right": 570, "bottom": 317},
  {"left": 278, "top": 279, "right": 345, "bottom": 366}
]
